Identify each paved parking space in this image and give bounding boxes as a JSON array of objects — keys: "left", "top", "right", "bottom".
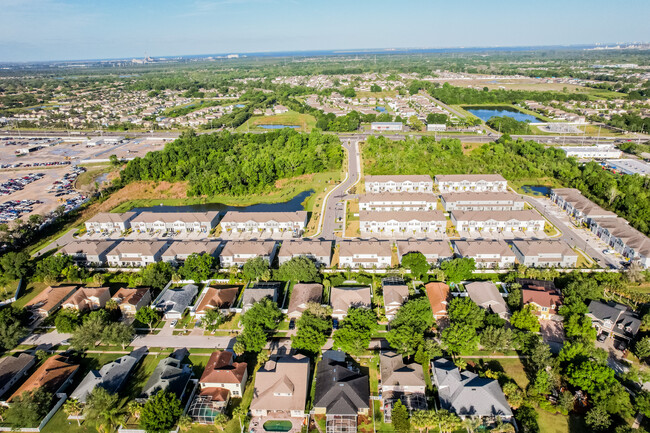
[{"left": 220, "top": 230, "right": 297, "bottom": 240}]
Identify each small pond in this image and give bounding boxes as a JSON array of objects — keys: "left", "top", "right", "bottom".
[
  {"left": 257, "top": 124, "right": 300, "bottom": 129},
  {"left": 520, "top": 185, "right": 551, "bottom": 196},
  {"left": 376, "top": 106, "right": 386, "bottom": 112},
  {"left": 131, "top": 190, "right": 313, "bottom": 213},
  {"left": 464, "top": 106, "right": 540, "bottom": 123}
]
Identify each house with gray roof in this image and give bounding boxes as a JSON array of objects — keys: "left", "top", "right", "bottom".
[
  {"left": 0, "top": 353, "right": 36, "bottom": 399},
  {"left": 278, "top": 240, "right": 333, "bottom": 267},
  {"left": 106, "top": 240, "right": 170, "bottom": 267},
  {"left": 587, "top": 300, "right": 641, "bottom": 342},
  {"left": 85, "top": 212, "right": 137, "bottom": 233},
  {"left": 131, "top": 211, "right": 220, "bottom": 234},
  {"left": 379, "top": 351, "right": 426, "bottom": 422},
  {"left": 70, "top": 347, "right": 147, "bottom": 403},
  {"left": 161, "top": 240, "right": 221, "bottom": 264},
  {"left": 435, "top": 174, "right": 508, "bottom": 193},
  {"left": 313, "top": 351, "right": 370, "bottom": 433},
  {"left": 465, "top": 281, "right": 509, "bottom": 318},
  {"left": 156, "top": 284, "right": 199, "bottom": 319},
  {"left": 396, "top": 240, "right": 453, "bottom": 266},
  {"left": 139, "top": 349, "right": 192, "bottom": 402},
  {"left": 433, "top": 358, "right": 513, "bottom": 421},
  {"left": 241, "top": 281, "right": 281, "bottom": 312},
  {"left": 60, "top": 240, "right": 117, "bottom": 266}
]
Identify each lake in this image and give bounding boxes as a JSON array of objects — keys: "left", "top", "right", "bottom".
[
  {"left": 521, "top": 185, "right": 551, "bottom": 196},
  {"left": 257, "top": 124, "right": 300, "bottom": 129},
  {"left": 376, "top": 106, "right": 386, "bottom": 112},
  {"left": 464, "top": 106, "right": 539, "bottom": 123},
  {"left": 131, "top": 190, "right": 313, "bottom": 213}
]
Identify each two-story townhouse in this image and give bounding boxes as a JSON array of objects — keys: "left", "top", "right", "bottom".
[
  {"left": 435, "top": 174, "right": 507, "bottom": 193},
  {"left": 364, "top": 175, "right": 434, "bottom": 193},
  {"left": 338, "top": 240, "right": 392, "bottom": 269},
  {"left": 452, "top": 240, "right": 516, "bottom": 269},
  {"left": 511, "top": 240, "right": 578, "bottom": 268},
  {"left": 358, "top": 192, "right": 437, "bottom": 212},
  {"left": 451, "top": 210, "right": 545, "bottom": 233},
  {"left": 219, "top": 241, "right": 277, "bottom": 268},
  {"left": 360, "top": 210, "right": 446, "bottom": 235},
  {"left": 440, "top": 192, "right": 525, "bottom": 212}
]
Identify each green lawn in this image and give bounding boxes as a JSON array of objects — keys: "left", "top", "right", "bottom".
[
  {"left": 236, "top": 110, "right": 317, "bottom": 133},
  {"left": 537, "top": 411, "right": 590, "bottom": 433},
  {"left": 13, "top": 282, "right": 52, "bottom": 309},
  {"left": 464, "top": 356, "right": 529, "bottom": 389}
]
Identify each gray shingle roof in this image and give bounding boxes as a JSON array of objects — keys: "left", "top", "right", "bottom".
[
  {"left": 433, "top": 358, "right": 512, "bottom": 418},
  {"left": 140, "top": 349, "right": 192, "bottom": 400},
  {"left": 156, "top": 284, "right": 199, "bottom": 315},
  {"left": 313, "top": 354, "right": 369, "bottom": 415}
]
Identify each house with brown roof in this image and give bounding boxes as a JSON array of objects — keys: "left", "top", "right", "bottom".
[
  {"left": 199, "top": 351, "right": 248, "bottom": 398},
  {"left": 61, "top": 286, "right": 111, "bottom": 312},
  {"left": 550, "top": 188, "right": 617, "bottom": 225},
  {"left": 25, "top": 285, "right": 77, "bottom": 317},
  {"left": 382, "top": 278, "right": 409, "bottom": 320},
  {"left": 192, "top": 285, "right": 240, "bottom": 317},
  {"left": 396, "top": 240, "right": 453, "bottom": 265},
  {"left": 520, "top": 280, "right": 563, "bottom": 320},
  {"left": 465, "top": 282, "right": 509, "bottom": 318},
  {"left": 277, "top": 240, "right": 333, "bottom": 267},
  {"left": 379, "top": 351, "right": 427, "bottom": 421},
  {"left": 287, "top": 283, "right": 323, "bottom": 319},
  {"left": 8, "top": 355, "right": 79, "bottom": 402},
  {"left": 161, "top": 240, "right": 221, "bottom": 264},
  {"left": 250, "top": 354, "right": 310, "bottom": 419},
  {"left": 111, "top": 287, "right": 152, "bottom": 316},
  {"left": 330, "top": 286, "right": 372, "bottom": 319},
  {"left": 589, "top": 217, "right": 650, "bottom": 268},
  {"left": 425, "top": 282, "right": 450, "bottom": 319},
  {"left": 59, "top": 240, "right": 117, "bottom": 266}
]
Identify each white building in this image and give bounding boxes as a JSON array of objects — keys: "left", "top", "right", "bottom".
[
  {"left": 396, "top": 240, "right": 453, "bottom": 265},
  {"left": 131, "top": 211, "right": 220, "bottom": 234},
  {"left": 560, "top": 145, "right": 622, "bottom": 159},
  {"left": 338, "top": 240, "right": 392, "bottom": 269},
  {"left": 589, "top": 218, "right": 650, "bottom": 268},
  {"left": 426, "top": 124, "right": 447, "bottom": 132},
  {"left": 277, "top": 240, "right": 332, "bottom": 267},
  {"left": 451, "top": 210, "right": 545, "bottom": 232},
  {"left": 441, "top": 192, "right": 525, "bottom": 212},
  {"left": 453, "top": 240, "right": 516, "bottom": 269},
  {"left": 161, "top": 240, "right": 221, "bottom": 264},
  {"left": 219, "top": 211, "right": 308, "bottom": 235},
  {"left": 365, "top": 175, "right": 433, "bottom": 193},
  {"left": 511, "top": 240, "right": 579, "bottom": 268},
  {"left": 85, "top": 212, "right": 137, "bottom": 233},
  {"left": 371, "top": 122, "right": 403, "bottom": 131},
  {"left": 105, "top": 240, "right": 169, "bottom": 267},
  {"left": 358, "top": 192, "right": 437, "bottom": 211},
  {"left": 360, "top": 210, "right": 446, "bottom": 235},
  {"left": 550, "top": 188, "right": 617, "bottom": 225},
  {"left": 219, "top": 241, "right": 277, "bottom": 268},
  {"left": 435, "top": 174, "right": 508, "bottom": 193},
  {"left": 607, "top": 159, "right": 650, "bottom": 176}
]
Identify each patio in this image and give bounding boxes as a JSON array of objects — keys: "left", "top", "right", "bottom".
[{"left": 249, "top": 412, "right": 305, "bottom": 433}]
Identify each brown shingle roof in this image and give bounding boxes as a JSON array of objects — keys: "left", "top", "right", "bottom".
[
  {"left": 26, "top": 285, "right": 77, "bottom": 315},
  {"left": 287, "top": 283, "right": 323, "bottom": 316},
  {"left": 9, "top": 355, "right": 79, "bottom": 402},
  {"left": 112, "top": 287, "right": 150, "bottom": 306},
  {"left": 425, "top": 282, "right": 450, "bottom": 317},
  {"left": 195, "top": 286, "right": 240, "bottom": 313},
  {"left": 200, "top": 351, "right": 247, "bottom": 385}
]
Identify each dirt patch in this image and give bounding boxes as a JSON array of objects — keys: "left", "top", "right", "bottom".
[{"left": 275, "top": 173, "right": 314, "bottom": 189}]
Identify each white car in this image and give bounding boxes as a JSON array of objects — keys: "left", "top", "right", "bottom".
[
  {"left": 603, "top": 249, "right": 615, "bottom": 255},
  {"left": 170, "top": 319, "right": 178, "bottom": 328}
]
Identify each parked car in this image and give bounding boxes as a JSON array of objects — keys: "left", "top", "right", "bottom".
[
  {"left": 170, "top": 319, "right": 178, "bottom": 328},
  {"left": 288, "top": 319, "right": 295, "bottom": 330}
]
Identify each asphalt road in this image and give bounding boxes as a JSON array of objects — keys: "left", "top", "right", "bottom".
[
  {"left": 314, "top": 137, "right": 362, "bottom": 239},
  {"left": 524, "top": 194, "right": 620, "bottom": 269}
]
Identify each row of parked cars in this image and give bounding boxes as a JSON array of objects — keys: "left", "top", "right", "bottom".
[
  {"left": 47, "top": 166, "right": 86, "bottom": 197},
  {"left": 0, "top": 161, "right": 72, "bottom": 169},
  {"left": 0, "top": 173, "right": 45, "bottom": 196},
  {"left": 0, "top": 199, "right": 42, "bottom": 224}
]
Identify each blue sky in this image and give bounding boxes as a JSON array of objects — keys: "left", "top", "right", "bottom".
[{"left": 1, "top": 0, "right": 649, "bottom": 62}]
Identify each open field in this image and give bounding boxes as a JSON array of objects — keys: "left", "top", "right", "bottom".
[
  {"left": 440, "top": 78, "right": 623, "bottom": 99},
  {"left": 236, "top": 110, "right": 317, "bottom": 132}
]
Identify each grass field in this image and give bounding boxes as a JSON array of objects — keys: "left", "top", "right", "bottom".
[
  {"left": 75, "top": 164, "right": 117, "bottom": 190},
  {"left": 464, "top": 356, "right": 530, "bottom": 389},
  {"left": 236, "top": 110, "right": 317, "bottom": 132}
]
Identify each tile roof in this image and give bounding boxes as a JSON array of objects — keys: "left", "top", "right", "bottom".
[
  {"left": 220, "top": 240, "right": 276, "bottom": 257},
  {"left": 26, "top": 285, "right": 77, "bottom": 315},
  {"left": 465, "top": 281, "right": 509, "bottom": 316},
  {"left": 195, "top": 286, "right": 240, "bottom": 313},
  {"left": 112, "top": 287, "right": 150, "bottom": 307},
  {"left": 380, "top": 351, "right": 424, "bottom": 388},
  {"left": 200, "top": 351, "right": 247, "bottom": 385},
  {"left": 278, "top": 240, "right": 332, "bottom": 258},
  {"left": 425, "top": 282, "right": 450, "bottom": 317},
  {"left": 331, "top": 286, "right": 371, "bottom": 315},
  {"left": 250, "top": 354, "right": 310, "bottom": 412},
  {"left": 220, "top": 211, "right": 307, "bottom": 224}
]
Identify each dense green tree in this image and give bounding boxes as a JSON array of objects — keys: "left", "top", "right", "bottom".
[
  {"left": 585, "top": 405, "right": 611, "bottom": 431},
  {"left": 0, "top": 251, "right": 30, "bottom": 280},
  {"left": 333, "top": 308, "right": 377, "bottom": 356},
  {"left": 565, "top": 361, "right": 616, "bottom": 394},
  {"left": 440, "top": 258, "right": 476, "bottom": 283},
  {"left": 291, "top": 307, "right": 331, "bottom": 355},
  {"left": 241, "top": 297, "right": 282, "bottom": 331},
  {"left": 34, "top": 254, "right": 73, "bottom": 281},
  {"left": 237, "top": 324, "right": 268, "bottom": 353},
  {"left": 275, "top": 256, "right": 320, "bottom": 282},
  {"left": 486, "top": 116, "right": 532, "bottom": 134},
  {"left": 414, "top": 339, "right": 443, "bottom": 365},
  {"left": 5, "top": 389, "right": 53, "bottom": 428},
  {"left": 386, "top": 325, "right": 424, "bottom": 357},
  {"left": 135, "top": 306, "right": 160, "bottom": 328},
  {"left": 102, "top": 322, "right": 135, "bottom": 349},
  {"left": 242, "top": 257, "right": 269, "bottom": 281},
  {"left": 202, "top": 309, "right": 226, "bottom": 332},
  {"left": 390, "top": 297, "right": 434, "bottom": 333},
  {"left": 71, "top": 312, "right": 108, "bottom": 350},
  {"left": 564, "top": 313, "right": 597, "bottom": 341},
  {"left": 84, "top": 387, "right": 126, "bottom": 433},
  {"left": 141, "top": 262, "right": 173, "bottom": 290},
  {"left": 0, "top": 306, "right": 28, "bottom": 350},
  {"left": 55, "top": 308, "right": 81, "bottom": 333},
  {"left": 441, "top": 323, "right": 479, "bottom": 355},
  {"left": 140, "top": 390, "right": 183, "bottom": 433},
  {"left": 510, "top": 306, "right": 540, "bottom": 333},
  {"left": 391, "top": 400, "right": 410, "bottom": 432},
  {"left": 179, "top": 253, "right": 214, "bottom": 282},
  {"left": 401, "top": 252, "right": 430, "bottom": 280},
  {"left": 447, "top": 297, "right": 485, "bottom": 328},
  {"left": 480, "top": 326, "right": 515, "bottom": 353},
  {"left": 635, "top": 336, "right": 650, "bottom": 360}
]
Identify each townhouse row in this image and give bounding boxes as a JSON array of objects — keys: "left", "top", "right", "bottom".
[
  {"left": 364, "top": 173, "right": 508, "bottom": 194},
  {"left": 85, "top": 210, "right": 308, "bottom": 235}
]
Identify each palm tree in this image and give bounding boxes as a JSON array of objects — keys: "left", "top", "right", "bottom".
[
  {"left": 127, "top": 401, "right": 142, "bottom": 422},
  {"left": 63, "top": 399, "right": 83, "bottom": 427},
  {"left": 462, "top": 417, "right": 482, "bottom": 433},
  {"left": 84, "top": 388, "right": 126, "bottom": 433},
  {"left": 177, "top": 414, "right": 193, "bottom": 432}
]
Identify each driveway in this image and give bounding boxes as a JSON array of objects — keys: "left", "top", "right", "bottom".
[{"left": 131, "top": 333, "right": 236, "bottom": 349}]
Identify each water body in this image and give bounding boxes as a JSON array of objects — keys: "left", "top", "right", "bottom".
[
  {"left": 464, "top": 106, "right": 540, "bottom": 123},
  {"left": 234, "top": 104, "right": 245, "bottom": 108},
  {"left": 521, "top": 185, "right": 551, "bottom": 196},
  {"left": 131, "top": 189, "right": 313, "bottom": 213},
  {"left": 376, "top": 106, "right": 386, "bottom": 112},
  {"left": 257, "top": 124, "right": 300, "bottom": 129}
]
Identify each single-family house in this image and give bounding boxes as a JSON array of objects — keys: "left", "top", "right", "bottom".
[
  {"left": 381, "top": 278, "right": 408, "bottom": 320},
  {"left": 250, "top": 354, "right": 310, "bottom": 419},
  {"left": 140, "top": 349, "right": 193, "bottom": 401},
  {"left": 61, "top": 286, "right": 111, "bottom": 312},
  {"left": 433, "top": 358, "right": 512, "bottom": 421},
  {"left": 155, "top": 284, "right": 199, "bottom": 319},
  {"left": 314, "top": 351, "right": 370, "bottom": 433},
  {"left": 425, "top": 282, "right": 450, "bottom": 319},
  {"left": 465, "top": 281, "right": 509, "bottom": 318},
  {"left": 8, "top": 355, "right": 79, "bottom": 402},
  {"left": 111, "top": 287, "right": 152, "bottom": 316},
  {"left": 241, "top": 281, "right": 281, "bottom": 312},
  {"left": 0, "top": 353, "right": 36, "bottom": 399},
  {"left": 330, "top": 286, "right": 372, "bottom": 320},
  {"left": 199, "top": 351, "right": 248, "bottom": 398},
  {"left": 287, "top": 283, "right": 323, "bottom": 319},
  {"left": 521, "top": 280, "right": 562, "bottom": 320},
  {"left": 587, "top": 301, "right": 641, "bottom": 342},
  {"left": 379, "top": 351, "right": 427, "bottom": 421},
  {"left": 192, "top": 286, "right": 240, "bottom": 317},
  {"left": 25, "top": 285, "right": 77, "bottom": 317}
]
